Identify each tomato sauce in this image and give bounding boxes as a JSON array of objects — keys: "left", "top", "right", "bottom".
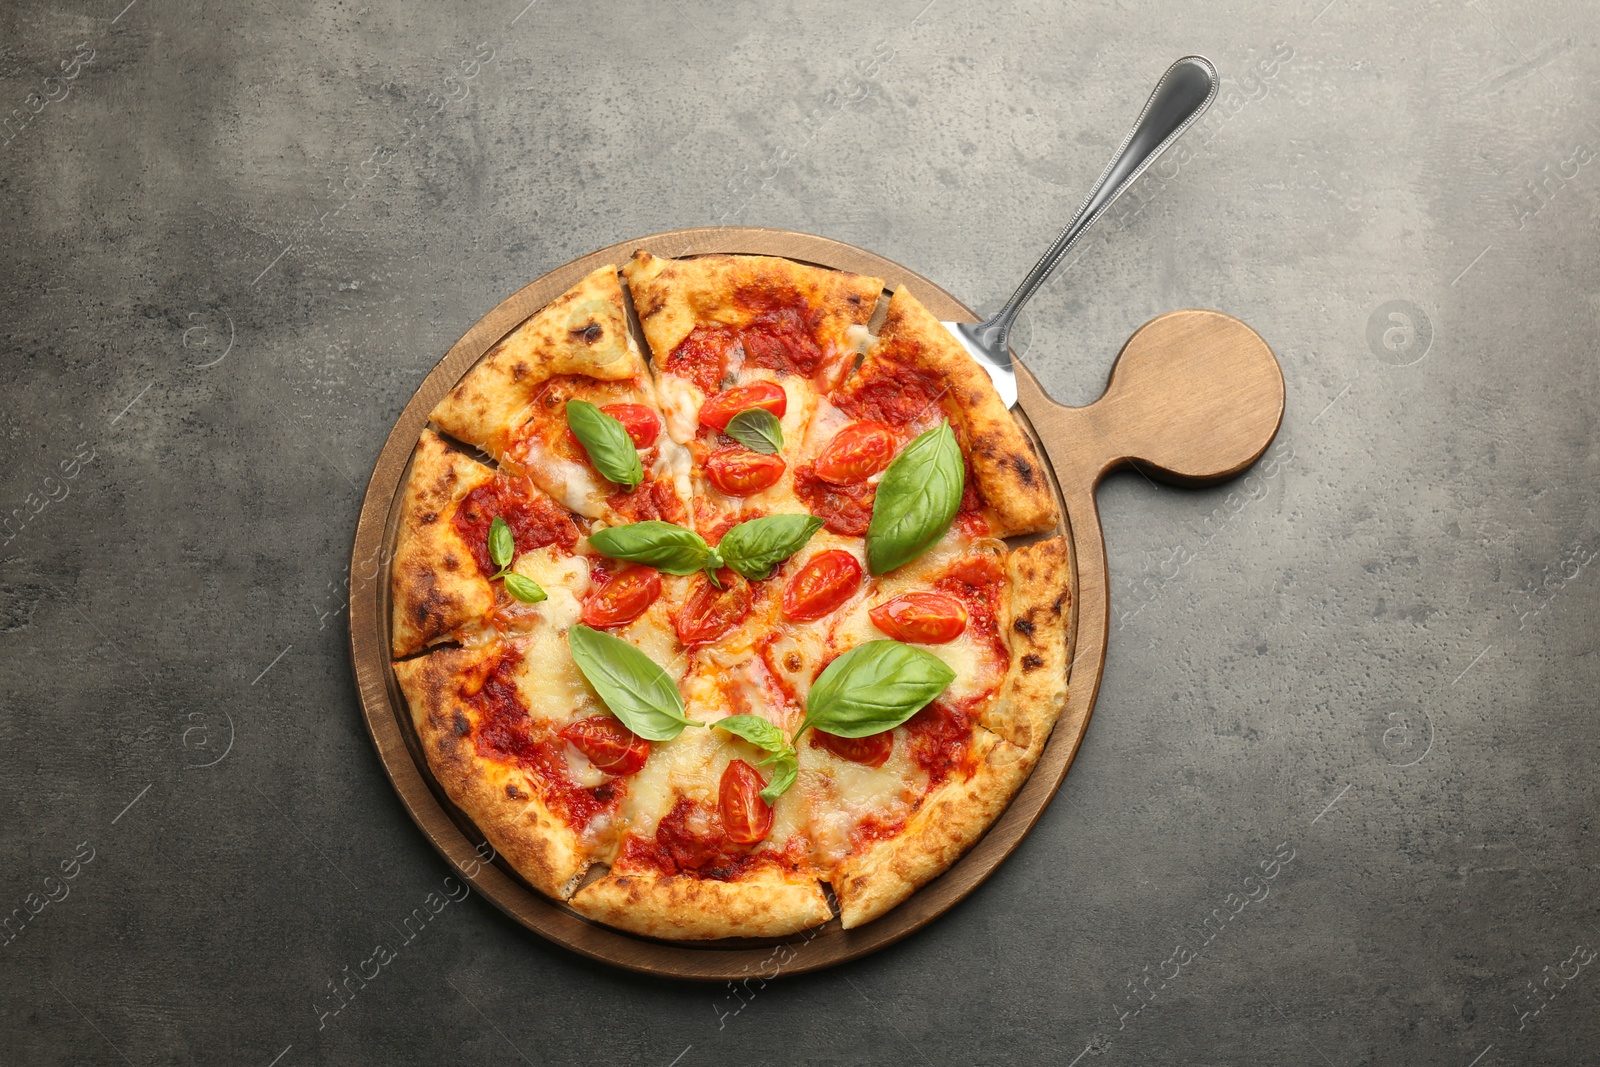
[
  {"left": 701, "top": 507, "right": 766, "bottom": 546},
  {"left": 740, "top": 308, "right": 826, "bottom": 379},
  {"left": 902, "top": 699, "right": 979, "bottom": 787},
  {"left": 837, "top": 359, "right": 947, "bottom": 427},
  {"left": 664, "top": 286, "right": 830, "bottom": 393},
  {"left": 793, "top": 463, "right": 875, "bottom": 536},
  {"left": 618, "top": 796, "right": 810, "bottom": 881},
  {"left": 606, "top": 463, "right": 688, "bottom": 524},
  {"left": 849, "top": 811, "right": 910, "bottom": 852},
  {"left": 665, "top": 325, "right": 742, "bottom": 394},
  {"left": 467, "top": 649, "right": 622, "bottom": 828},
  {"left": 452, "top": 478, "right": 581, "bottom": 577}
]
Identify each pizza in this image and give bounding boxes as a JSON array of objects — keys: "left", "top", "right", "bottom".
[{"left": 391, "top": 252, "right": 1070, "bottom": 939}]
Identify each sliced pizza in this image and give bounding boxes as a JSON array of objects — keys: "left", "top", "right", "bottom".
[
  {"left": 394, "top": 636, "right": 623, "bottom": 900},
  {"left": 813, "top": 535, "right": 1068, "bottom": 927},
  {"left": 394, "top": 557, "right": 691, "bottom": 898},
  {"left": 567, "top": 688, "right": 830, "bottom": 940},
  {"left": 429, "top": 264, "right": 693, "bottom": 527},
  {"left": 390, "top": 250, "right": 1073, "bottom": 943},
  {"left": 750, "top": 521, "right": 1069, "bottom": 927},
  {"left": 390, "top": 429, "right": 586, "bottom": 657},
  {"left": 622, "top": 252, "right": 883, "bottom": 537},
  {"left": 799, "top": 286, "right": 1057, "bottom": 539}
]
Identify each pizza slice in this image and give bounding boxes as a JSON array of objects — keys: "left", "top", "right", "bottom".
[
  {"left": 429, "top": 264, "right": 693, "bottom": 527},
  {"left": 569, "top": 544, "right": 833, "bottom": 939},
  {"left": 566, "top": 683, "right": 831, "bottom": 940},
  {"left": 622, "top": 252, "right": 883, "bottom": 537},
  {"left": 394, "top": 555, "right": 692, "bottom": 899},
  {"left": 797, "top": 286, "right": 1057, "bottom": 539},
  {"left": 812, "top": 535, "right": 1068, "bottom": 928},
  {"left": 390, "top": 429, "right": 587, "bottom": 657},
  {"left": 743, "top": 522, "right": 1068, "bottom": 927},
  {"left": 394, "top": 635, "right": 626, "bottom": 900}
]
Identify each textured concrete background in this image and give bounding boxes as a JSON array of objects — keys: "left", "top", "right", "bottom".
[{"left": 2, "top": 0, "right": 1597, "bottom": 1063}]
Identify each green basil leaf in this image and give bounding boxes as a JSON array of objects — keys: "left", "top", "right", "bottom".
[
  {"left": 718, "top": 513, "right": 824, "bottom": 580},
  {"left": 724, "top": 408, "right": 784, "bottom": 455},
  {"left": 713, "top": 714, "right": 789, "bottom": 753},
  {"left": 865, "top": 422, "right": 964, "bottom": 575},
  {"left": 714, "top": 715, "right": 800, "bottom": 802},
  {"left": 589, "top": 521, "right": 712, "bottom": 575},
  {"left": 566, "top": 399, "right": 643, "bottom": 490},
  {"left": 488, "top": 516, "right": 514, "bottom": 569},
  {"left": 501, "top": 573, "right": 546, "bottom": 604},
  {"left": 800, "top": 640, "right": 955, "bottom": 739},
  {"left": 759, "top": 751, "right": 798, "bottom": 805},
  {"left": 567, "top": 624, "right": 692, "bottom": 741}
]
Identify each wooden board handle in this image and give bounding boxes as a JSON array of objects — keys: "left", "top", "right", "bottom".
[{"left": 1017, "top": 309, "right": 1284, "bottom": 493}]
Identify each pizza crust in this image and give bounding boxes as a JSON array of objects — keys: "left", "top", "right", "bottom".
[
  {"left": 394, "top": 646, "right": 594, "bottom": 901},
  {"left": 430, "top": 264, "right": 650, "bottom": 457},
  {"left": 828, "top": 727, "right": 1031, "bottom": 929},
  {"left": 390, "top": 430, "right": 497, "bottom": 658},
  {"left": 858, "top": 288, "right": 1057, "bottom": 537},
  {"left": 983, "top": 535, "right": 1071, "bottom": 759},
  {"left": 623, "top": 251, "right": 882, "bottom": 385},
  {"left": 570, "top": 867, "right": 831, "bottom": 940}
]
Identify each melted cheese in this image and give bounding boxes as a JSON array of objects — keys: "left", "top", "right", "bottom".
[
  {"left": 513, "top": 547, "right": 590, "bottom": 631},
  {"left": 845, "top": 323, "right": 877, "bottom": 355},
  {"left": 652, "top": 436, "right": 694, "bottom": 505},
  {"left": 654, "top": 375, "right": 703, "bottom": 444},
  {"left": 515, "top": 433, "right": 611, "bottom": 518},
  {"left": 799, "top": 740, "right": 925, "bottom": 867},
  {"left": 798, "top": 395, "right": 855, "bottom": 464},
  {"left": 511, "top": 625, "right": 597, "bottom": 724},
  {"left": 617, "top": 728, "right": 721, "bottom": 836}
]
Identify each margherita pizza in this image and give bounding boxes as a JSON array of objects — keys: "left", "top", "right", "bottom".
[{"left": 391, "top": 253, "right": 1069, "bottom": 939}]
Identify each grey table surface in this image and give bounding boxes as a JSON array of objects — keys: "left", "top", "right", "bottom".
[{"left": 3, "top": 0, "right": 1597, "bottom": 1064}]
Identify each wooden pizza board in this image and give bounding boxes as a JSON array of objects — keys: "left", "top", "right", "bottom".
[{"left": 347, "top": 227, "right": 1284, "bottom": 979}]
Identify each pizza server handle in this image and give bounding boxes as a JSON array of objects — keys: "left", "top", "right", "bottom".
[
  {"left": 1015, "top": 308, "right": 1285, "bottom": 493},
  {"left": 947, "top": 55, "right": 1220, "bottom": 408}
]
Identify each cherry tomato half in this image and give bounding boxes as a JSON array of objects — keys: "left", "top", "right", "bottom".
[
  {"left": 600, "top": 403, "right": 661, "bottom": 448},
  {"left": 565, "top": 402, "right": 661, "bottom": 452},
  {"left": 719, "top": 759, "right": 774, "bottom": 844},
  {"left": 706, "top": 448, "right": 786, "bottom": 495},
  {"left": 781, "top": 549, "right": 863, "bottom": 622},
  {"left": 581, "top": 566, "right": 662, "bottom": 628},
  {"left": 559, "top": 716, "right": 650, "bottom": 776},
  {"left": 676, "top": 569, "right": 751, "bottom": 644},
  {"left": 816, "top": 730, "right": 893, "bottom": 768},
  {"left": 813, "top": 421, "right": 896, "bottom": 485},
  {"left": 698, "top": 381, "right": 787, "bottom": 432},
  {"left": 868, "top": 592, "right": 969, "bottom": 644}
]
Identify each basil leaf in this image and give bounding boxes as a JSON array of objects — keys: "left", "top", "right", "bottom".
[
  {"left": 714, "top": 714, "right": 789, "bottom": 752},
  {"left": 589, "top": 521, "right": 712, "bottom": 575},
  {"left": 865, "top": 422, "right": 964, "bottom": 575},
  {"left": 800, "top": 640, "right": 955, "bottom": 739},
  {"left": 713, "top": 715, "right": 800, "bottom": 803},
  {"left": 488, "top": 516, "right": 514, "bottom": 569},
  {"left": 502, "top": 573, "right": 546, "bottom": 603},
  {"left": 759, "top": 751, "right": 798, "bottom": 805},
  {"left": 566, "top": 399, "right": 643, "bottom": 490},
  {"left": 567, "top": 624, "right": 692, "bottom": 741},
  {"left": 724, "top": 408, "right": 784, "bottom": 455},
  {"left": 718, "top": 513, "right": 824, "bottom": 580}
]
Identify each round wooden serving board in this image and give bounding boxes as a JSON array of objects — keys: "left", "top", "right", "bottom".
[{"left": 348, "top": 227, "right": 1284, "bottom": 980}]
